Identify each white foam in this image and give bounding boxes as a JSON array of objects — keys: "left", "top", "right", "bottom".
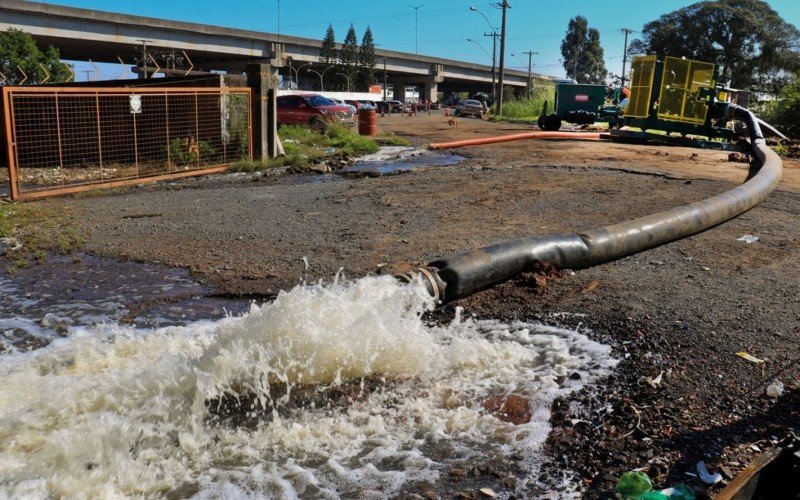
[
  {"left": 356, "top": 146, "right": 418, "bottom": 163},
  {"left": 0, "top": 276, "right": 616, "bottom": 498}
]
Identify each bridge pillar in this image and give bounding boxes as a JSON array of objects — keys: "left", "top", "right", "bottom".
[
  {"left": 422, "top": 78, "right": 438, "bottom": 103},
  {"left": 247, "top": 62, "right": 279, "bottom": 160},
  {"left": 391, "top": 79, "right": 406, "bottom": 102}
]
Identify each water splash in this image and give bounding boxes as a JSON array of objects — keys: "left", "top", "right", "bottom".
[{"left": 0, "top": 276, "right": 615, "bottom": 498}]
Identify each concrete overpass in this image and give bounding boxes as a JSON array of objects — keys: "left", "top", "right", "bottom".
[{"left": 0, "top": 0, "right": 555, "bottom": 101}]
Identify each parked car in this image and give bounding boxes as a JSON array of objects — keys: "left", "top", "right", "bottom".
[
  {"left": 345, "top": 99, "right": 376, "bottom": 110},
  {"left": 454, "top": 99, "right": 485, "bottom": 118},
  {"left": 329, "top": 97, "right": 357, "bottom": 113},
  {"left": 277, "top": 94, "right": 355, "bottom": 130},
  {"left": 386, "top": 100, "right": 405, "bottom": 113}
]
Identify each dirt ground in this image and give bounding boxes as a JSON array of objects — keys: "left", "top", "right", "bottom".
[{"left": 33, "top": 113, "right": 800, "bottom": 497}]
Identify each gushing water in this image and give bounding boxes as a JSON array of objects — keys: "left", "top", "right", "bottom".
[{"left": 0, "top": 275, "right": 615, "bottom": 498}]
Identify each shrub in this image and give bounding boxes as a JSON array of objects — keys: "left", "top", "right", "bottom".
[
  {"left": 765, "top": 75, "right": 800, "bottom": 139},
  {"left": 490, "top": 83, "right": 556, "bottom": 120},
  {"left": 168, "top": 138, "right": 217, "bottom": 166}
]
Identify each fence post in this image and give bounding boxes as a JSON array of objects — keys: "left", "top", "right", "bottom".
[{"left": 247, "top": 62, "right": 278, "bottom": 160}]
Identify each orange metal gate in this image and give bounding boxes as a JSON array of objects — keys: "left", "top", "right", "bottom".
[{"left": 2, "top": 86, "right": 251, "bottom": 200}]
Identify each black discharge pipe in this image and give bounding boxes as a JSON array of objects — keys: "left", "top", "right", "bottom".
[{"left": 399, "top": 105, "right": 783, "bottom": 304}]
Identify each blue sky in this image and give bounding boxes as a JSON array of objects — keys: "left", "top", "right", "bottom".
[{"left": 50, "top": 0, "right": 800, "bottom": 80}]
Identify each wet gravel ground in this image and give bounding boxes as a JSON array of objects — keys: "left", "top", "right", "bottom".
[{"left": 16, "top": 118, "right": 800, "bottom": 497}]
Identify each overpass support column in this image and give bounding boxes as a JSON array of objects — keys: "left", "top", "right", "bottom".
[
  {"left": 422, "top": 78, "right": 438, "bottom": 103},
  {"left": 247, "top": 62, "right": 279, "bottom": 160},
  {"left": 392, "top": 79, "right": 406, "bottom": 102},
  {"left": 426, "top": 64, "right": 444, "bottom": 102}
]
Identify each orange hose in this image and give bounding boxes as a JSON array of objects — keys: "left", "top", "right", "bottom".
[{"left": 428, "top": 131, "right": 603, "bottom": 150}]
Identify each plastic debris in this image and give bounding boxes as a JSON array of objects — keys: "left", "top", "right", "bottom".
[
  {"left": 615, "top": 471, "right": 695, "bottom": 499},
  {"left": 736, "top": 234, "right": 759, "bottom": 244},
  {"left": 696, "top": 461, "right": 722, "bottom": 484},
  {"left": 646, "top": 371, "right": 664, "bottom": 388},
  {"left": 766, "top": 379, "right": 784, "bottom": 398},
  {"left": 616, "top": 471, "right": 653, "bottom": 498},
  {"left": 736, "top": 352, "right": 765, "bottom": 364}
]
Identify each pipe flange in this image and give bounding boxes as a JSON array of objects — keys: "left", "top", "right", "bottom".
[{"left": 396, "top": 267, "right": 444, "bottom": 302}]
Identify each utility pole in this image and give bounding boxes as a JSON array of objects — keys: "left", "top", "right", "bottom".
[
  {"left": 137, "top": 39, "right": 151, "bottom": 79},
  {"left": 620, "top": 28, "right": 634, "bottom": 89},
  {"left": 521, "top": 50, "right": 537, "bottom": 99},
  {"left": 277, "top": 0, "right": 281, "bottom": 39},
  {"left": 410, "top": 4, "right": 423, "bottom": 55},
  {"left": 496, "top": 1, "right": 510, "bottom": 116},
  {"left": 484, "top": 32, "right": 499, "bottom": 102},
  {"left": 383, "top": 57, "right": 388, "bottom": 101}
]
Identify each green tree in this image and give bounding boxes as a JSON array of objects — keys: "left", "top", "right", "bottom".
[
  {"left": 629, "top": 0, "right": 800, "bottom": 92},
  {"left": 766, "top": 74, "right": 800, "bottom": 138},
  {"left": 338, "top": 24, "right": 359, "bottom": 92},
  {"left": 318, "top": 24, "right": 338, "bottom": 90},
  {"left": 357, "top": 26, "right": 377, "bottom": 91},
  {"left": 0, "top": 28, "right": 71, "bottom": 85},
  {"left": 560, "top": 17, "right": 607, "bottom": 84}
]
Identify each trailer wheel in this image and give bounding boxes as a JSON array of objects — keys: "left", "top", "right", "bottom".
[{"left": 544, "top": 114, "right": 561, "bottom": 131}]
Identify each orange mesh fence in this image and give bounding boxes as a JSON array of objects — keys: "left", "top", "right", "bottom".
[{"left": 2, "top": 87, "right": 251, "bottom": 200}]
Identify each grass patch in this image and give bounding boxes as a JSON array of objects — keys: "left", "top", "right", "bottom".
[
  {"left": 232, "top": 123, "right": 384, "bottom": 173},
  {"left": 374, "top": 133, "right": 410, "bottom": 147},
  {"left": 0, "top": 201, "right": 85, "bottom": 269},
  {"left": 489, "top": 83, "right": 556, "bottom": 121}
]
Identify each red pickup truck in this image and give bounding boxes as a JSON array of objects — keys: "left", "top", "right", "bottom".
[{"left": 277, "top": 94, "right": 356, "bottom": 130}]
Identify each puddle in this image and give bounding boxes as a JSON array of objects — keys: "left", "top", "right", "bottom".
[
  {"left": 275, "top": 147, "right": 465, "bottom": 185},
  {"left": 339, "top": 146, "right": 464, "bottom": 177},
  {"left": 0, "top": 254, "right": 248, "bottom": 352}
]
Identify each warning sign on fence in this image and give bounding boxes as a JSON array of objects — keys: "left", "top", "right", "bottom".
[{"left": 129, "top": 95, "right": 142, "bottom": 114}]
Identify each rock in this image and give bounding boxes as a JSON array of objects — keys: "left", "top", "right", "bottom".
[
  {"left": 450, "top": 468, "right": 467, "bottom": 478},
  {"left": 482, "top": 394, "right": 532, "bottom": 425},
  {"left": 728, "top": 152, "right": 750, "bottom": 163},
  {"left": 0, "top": 237, "right": 23, "bottom": 255},
  {"left": 422, "top": 491, "right": 438, "bottom": 500},
  {"left": 308, "top": 163, "right": 332, "bottom": 174},
  {"left": 479, "top": 488, "right": 497, "bottom": 498}
]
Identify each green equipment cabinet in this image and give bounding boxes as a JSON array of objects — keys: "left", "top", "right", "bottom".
[{"left": 538, "top": 83, "right": 619, "bottom": 131}]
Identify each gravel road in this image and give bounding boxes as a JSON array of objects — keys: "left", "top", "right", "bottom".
[{"left": 37, "top": 114, "right": 800, "bottom": 497}]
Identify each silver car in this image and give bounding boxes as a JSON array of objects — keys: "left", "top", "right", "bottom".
[{"left": 455, "top": 99, "right": 485, "bottom": 118}]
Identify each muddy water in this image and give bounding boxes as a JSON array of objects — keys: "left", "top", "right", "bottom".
[
  {"left": 0, "top": 256, "right": 616, "bottom": 498},
  {"left": 338, "top": 147, "right": 464, "bottom": 177},
  {"left": 278, "top": 147, "right": 465, "bottom": 186},
  {"left": 0, "top": 254, "right": 248, "bottom": 352}
]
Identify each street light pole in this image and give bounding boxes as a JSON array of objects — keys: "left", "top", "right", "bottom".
[
  {"left": 306, "top": 66, "right": 332, "bottom": 91},
  {"left": 410, "top": 4, "right": 423, "bottom": 55},
  {"left": 496, "top": 1, "right": 510, "bottom": 116},
  {"left": 337, "top": 72, "right": 352, "bottom": 92},
  {"left": 466, "top": 38, "right": 492, "bottom": 61},
  {"left": 290, "top": 62, "right": 311, "bottom": 90},
  {"left": 470, "top": 6, "right": 499, "bottom": 102}
]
